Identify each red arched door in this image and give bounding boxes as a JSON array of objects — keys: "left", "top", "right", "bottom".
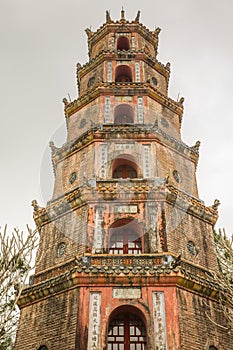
[
  {"left": 109, "top": 228, "right": 142, "bottom": 254},
  {"left": 108, "top": 313, "right": 147, "bottom": 350},
  {"left": 113, "top": 164, "right": 137, "bottom": 179}
]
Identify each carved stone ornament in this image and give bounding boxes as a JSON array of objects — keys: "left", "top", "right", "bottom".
[
  {"left": 173, "top": 170, "right": 182, "bottom": 183},
  {"left": 69, "top": 172, "right": 77, "bottom": 185},
  {"left": 161, "top": 117, "right": 169, "bottom": 128},
  {"left": 57, "top": 242, "right": 66, "bottom": 258}
]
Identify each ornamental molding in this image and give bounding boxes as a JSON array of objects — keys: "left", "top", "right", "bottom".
[
  {"left": 50, "top": 125, "right": 198, "bottom": 167},
  {"left": 18, "top": 254, "right": 221, "bottom": 308},
  {"left": 64, "top": 82, "right": 183, "bottom": 118},
  {"left": 32, "top": 181, "right": 218, "bottom": 229},
  {"left": 165, "top": 185, "right": 218, "bottom": 225},
  {"left": 77, "top": 50, "right": 169, "bottom": 80}
]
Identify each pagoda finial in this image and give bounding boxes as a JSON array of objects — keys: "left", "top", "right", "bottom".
[
  {"left": 121, "top": 7, "right": 125, "bottom": 21},
  {"left": 135, "top": 10, "right": 140, "bottom": 22},
  {"left": 153, "top": 27, "right": 161, "bottom": 36},
  {"left": 106, "top": 10, "right": 112, "bottom": 23},
  {"left": 212, "top": 199, "right": 220, "bottom": 211},
  {"left": 85, "top": 27, "right": 93, "bottom": 39}
]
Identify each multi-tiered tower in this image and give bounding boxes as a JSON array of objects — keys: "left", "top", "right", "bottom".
[{"left": 15, "top": 10, "right": 232, "bottom": 350}]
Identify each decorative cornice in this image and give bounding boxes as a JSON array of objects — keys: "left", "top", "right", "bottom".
[
  {"left": 64, "top": 82, "right": 183, "bottom": 118},
  {"left": 76, "top": 50, "right": 170, "bottom": 81},
  {"left": 165, "top": 185, "right": 218, "bottom": 224},
  {"left": 32, "top": 181, "right": 218, "bottom": 229},
  {"left": 50, "top": 125, "right": 198, "bottom": 167},
  {"left": 18, "top": 254, "right": 220, "bottom": 307}
]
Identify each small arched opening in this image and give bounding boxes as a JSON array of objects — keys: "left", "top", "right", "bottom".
[
  {"left": 108, "top": 218, "right": 142, "bottom": 255},
  {"left": 38, "top": 346, "right": 48, "bottom": 350},
  {"left": 209, "top": 347, "right": 218, "bottom": 350},
  {"left": 107, "top": 305, "right": 147, "bottom": 349},
  {"left": 112, "top": 154, "right": 138, "bottom": 179},
  {"left": 114, "top": 104, "right": 134, "bottom": 124},
  {"left": 117, "top": 36, "right": 130, "bottom": 51},
  {"left": 115, "top": 65, "right": 132, "bottom": 83}
]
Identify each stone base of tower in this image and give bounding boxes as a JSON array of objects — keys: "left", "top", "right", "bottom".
[{"left": 14, "top": 254, "right": 233, "bottom": 350}]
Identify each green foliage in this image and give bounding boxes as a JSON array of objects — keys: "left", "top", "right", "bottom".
[{"left": 0, "top": 336, "right": 13, "bottom": 350}]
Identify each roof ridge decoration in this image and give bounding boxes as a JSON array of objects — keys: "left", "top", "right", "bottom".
[
  {"left": 135, "top": 10, "right": 141, "bottom": 23},
  {"left": 105, "top": 10, "right": 113, "bottom": 24},
  {"left": 85, "top": 10, "right": 160, "bottom": 47}
]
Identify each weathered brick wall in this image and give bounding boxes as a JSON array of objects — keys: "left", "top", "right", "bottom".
[
  {"left": 35, "top": 206, "right": 88, "bottom": 273},
  {"left": 148, "top": 97, "right": 182, "bottom": 140},
  {"left": 79, "top": 64, "right": 104, "bottom": 96},
  {"left": 136, "top": 33, "right": 156, "bottom": 56},
  {"left": 66, "top": 98, "right": 101, "bottom": 142},
  {"left": 14, "top": 289, "right": 79, "bottom": 350},
  {"left": 166, "top": 205, "right": 218, "bottom": 270},
  {"left": 90, "top": 34, "right": 110, "bottom": 59},
  {"left": 53, "top": 143, "right": 95, "bottom": 198},
  {"left": 144, "top": 62, "right": 168, "bottom": 94},
  {"left": 155, "top": 142, "right": 198, "bottom": 197},
  {"left": 177, "top": 288, "right": 233, "bottom": 349}
]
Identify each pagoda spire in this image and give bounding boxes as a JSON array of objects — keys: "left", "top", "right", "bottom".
[{"left": 120, "top": 6, "right": 125, "bottom": 21}]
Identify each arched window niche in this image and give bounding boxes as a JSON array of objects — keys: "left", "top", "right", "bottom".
[
  {"left": 209, "top": 346, "right": 218, "bottom": 350},
  {"left": 112, "top": 154, "right": 138, "bottom": 179},
  {"left": 115, "top": 65, "right": 132, "bottom": 83},
  {"left": 114, "top": 104, "right": 134, "bottom": 124},
  {"left": 107, "top": 305, "right": 147, "bottom": 349},
  {"left": 117, "top": 36, "right": 130, "bottom": 51},
  {"left": 38, "top": 346, "right": 48, "bottom": 350},
  {"left": 108, "top": 218, "right": 143, "bottom": 255}
]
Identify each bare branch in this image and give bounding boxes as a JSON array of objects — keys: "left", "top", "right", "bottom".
[
  {"left": 0, "top": 225, "right": 39, "bottom": 349},
  {"left": 212, "top": 228, "right": 233, "bottom": 329}
]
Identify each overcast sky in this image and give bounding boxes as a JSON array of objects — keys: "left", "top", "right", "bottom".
[{"left": 0, "top": 0, "right": 233, "bottom": 235}]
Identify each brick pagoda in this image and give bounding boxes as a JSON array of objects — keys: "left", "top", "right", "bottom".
[{"left": 15, "top": 10, "right": 233, "bottom": 350}]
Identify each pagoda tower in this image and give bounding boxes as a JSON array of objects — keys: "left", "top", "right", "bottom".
[{"left": 15, "top": 10, "right": 233, "bottom": 350}]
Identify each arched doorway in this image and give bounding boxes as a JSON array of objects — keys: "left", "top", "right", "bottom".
[
  {"left": 112, "top": 154, "right": 138, "bottom": 179},
  {"left": 115, "top": 65, "right": 132, "bottom": 82},
  {"left": 108, "top": 218, "right": 142, "bottom": 255},
  {"left": 117, "top": 36, "right": 130, "bottom": 51},
  {"left": 107, "top": 308, "right": 147, "bottom": 349},
  {"left": 114, "top": 104, "right": 134, "bottom": 124},
  {"left": 113, "top": 164, "right": 137, "bottom": 179}
]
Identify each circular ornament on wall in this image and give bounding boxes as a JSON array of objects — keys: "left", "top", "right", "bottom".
[
  {"left": 151, "top": 76, "right": 158, "bottom": 86},
  {"left": 87, "top": 76, "right": 95, "bottom": 88},
  {"left": 69, "top": 172, "right": 77, "bottom": 185},
  {"left": 187, "top": 241, "right": 198, "bottom": 256},
  {"left": 161, "top": 118, "right": 169, "bottom": 128},
  {"left": 173, "top": 170, "right": 182, "bottom": 183},
  {"left": 79, "top": 118, "right": 87, "bottom": 129},
  {"left": 57, "top": 242, "right": 66, "bottom": 258}
]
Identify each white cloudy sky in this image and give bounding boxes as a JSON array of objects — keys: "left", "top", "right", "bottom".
[{"left": 0, "top": 0, "right": 232, "bottom": 235}]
